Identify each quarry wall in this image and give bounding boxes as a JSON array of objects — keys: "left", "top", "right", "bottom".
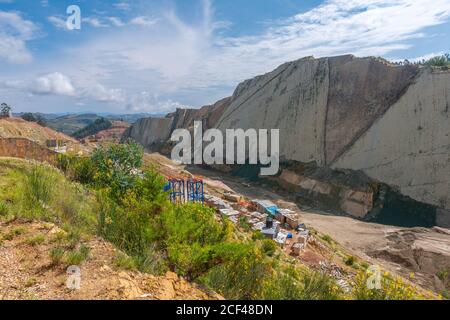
[
  {"left": 124, "top": 55, "right": 449, "bottom": 224},
  {"left": 332, "top": 68, "right": 450, "bottom": 211},
  {"left": 123, "top": 117, "right": 174, "bottom": 152},
  {"left": 0, "top": 138, "right": 57, "bottom": 164}
]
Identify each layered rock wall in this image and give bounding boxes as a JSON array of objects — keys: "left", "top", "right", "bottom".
[{"left": 124, "top": 55, "right": 450, "bottom": 224}]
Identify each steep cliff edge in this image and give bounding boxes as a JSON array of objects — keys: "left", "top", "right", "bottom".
[{"left": 124, "top": 55, "right": 450, "bottom": 226}]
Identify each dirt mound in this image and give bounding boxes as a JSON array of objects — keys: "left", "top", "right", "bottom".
[
  {"left": 0, "top": 220, "right": 222, "bottom": 300},
  {"left": 0, "top": 118, "right": 76, "bottom": 144},
  {"left": 367, "top": 228, "right": 450, "bottom": 293},
  {"left": 0, "top": 117, "right": 87, "bottom": 154}
]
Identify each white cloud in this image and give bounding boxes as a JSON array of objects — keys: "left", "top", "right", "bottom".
[
  {"left": 67, "top": 0, "right": 450, "bottom": 95},
  {"left": 127, "top": 92, "right": 187, "bottom": 113},
  {"left": 32, "top": 72, "right": 76, "bottom": 96},
  {"left": 4, "top": 0, "right": 450, "bottom": 114},
  {"left": 108, "top": 17, "right": 125, "bottom": 27},
  {"left": 87, "top": 84, "right": 126, "bottom": 103},
  {"left": 82, "top": 17, "right": 108, "bottom": 28},
  {"left": 200, "top": 0, "right": 450, "bottom": 86},
  {"left": 129, "top": 16, "right": 157, "bottom": 27},
  {"left": 0, "top": 79, "right": 24, "bottom": 89},
  {"left": 407, "top": 52, "right": 446, "bottom": 63},
  {"left": 0, "top": 11, "right": 37, "bottom": 64},
  {"left": 47, "top": 16, "right": 67, "bottom": 29}
]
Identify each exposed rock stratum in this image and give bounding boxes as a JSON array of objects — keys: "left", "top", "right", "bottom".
[{"left": 123, "top": 55, "right": 450, "bottom": 226}]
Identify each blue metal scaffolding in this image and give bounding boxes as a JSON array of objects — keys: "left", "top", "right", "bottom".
[
  {"left": 167, "top": 178, "right": 185, "bottom": 204},
  {"left": 166, "top": 178, "right": 205, "bottom": 204},
  {"left": 187, "top": 178, "right": 205, "bottom": 204}
]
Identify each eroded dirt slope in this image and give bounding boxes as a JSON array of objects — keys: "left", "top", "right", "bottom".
[{"left": 0, "top": 220, "right": 222, "bottom": 300}]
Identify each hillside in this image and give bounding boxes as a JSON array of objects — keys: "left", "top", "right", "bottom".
[
  {"left": 72, "top": 118, "right": 113, "bottom": 139},
  {"left": 0, "top": 158, "right": 222, "bottom": 300},
  {"left": 123, "top": 55, "right": 450, "bottom": 228},
  {"left": 0, "top": 220, "right": 221, "bottom": 300},
  {"left": 0, "top": 148, "right": 438, "bottom": 300},
  {"left": 42, "top": 113, "right": 162, "bottom": 136},
  {"left": 0, "top": 117, "right": 77, "bottom": 145},
  {"left": 46, "top": 114, "right": 101, "bottom": 136},
  {"left": 0, "top": 117, "right": 88, "bottom": 155},
  {"left": 83, "top": 121, "right": 130, "bottom": 143}
]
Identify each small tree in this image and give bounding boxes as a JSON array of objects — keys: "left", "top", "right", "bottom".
[
  {"left": 21, "top": 112, "right": 47, "bottom": 126},
  {"left": 91, "top": 140, "right": 144, "bottom": 199},
  {"left": 423, "top": 54, "right": 450, "bottom": 67},
  {"left": 1, "top": 103, "right": 12, "bottom": 118},
  {"left": 21, "top": 112, "right": 37, "bottom": 122}
]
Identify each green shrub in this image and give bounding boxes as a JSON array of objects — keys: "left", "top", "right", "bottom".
[
  {"left": 18, "top": 164, "right": 97, "bottom": 234},
  {"left": 64, "top": 230, "right": 82, "bottom": 249},
  {"left": 0, "top": 202, "right": 9, "bottom": 216},
  {"left": 64, "top": 244, "right": 90, "bottom": 265},
  {"left": 321, "top": 234, "right": 333, "bottom": 244},
  {"left": 252, "top": 231, "right": 265, "bottom": 241},
  {"left": 114, "top": 251, "right": 137, "bottom": 271},
  {"left": 261, "top": 239, "right": 277, "bottom": 257},
  {"left": 57, "top": 155, "right": 97, "bottom": 185},
  {"left": 26, "top": 234, "right": 45, "bottom": 246},
  {"left": 24, "top": 166, "right": 52, "bottom": 210},
  {"left": 24, "top": 278, "right": 37, "bottom": 288},
  {"left": 238, "top": 216, "right": 252, "bottom": 232},
  {"left": 160, "top": 203, "right": 231, "bottom": 280},
  {"left": 49, "top": 247, "right": 65, "bottom": 265},
  {"left": 3, "top": 227, "right": 26, "bottom": 240},
  {"left": 91, "top": 141, "right": 144, "bottom": 199},
  {"left": 71, "top": 157, "right": 97, "bottom": 185},
  {"left": 202, "top": 242, "right": 271, "bottom": 300},
  {"left": 344, "top": 256, "right": 356, "bottom": 267},
  {"left": 299, "top": 271, "right": 343, "bottom": 300},
  {"left": 97, "top": 169, "right": 169, "bottom": 256},
  {"left": 437, "top": 268, "right": 450, "bottom": 282},
  {"left": 260, "top": 267, "right": 343, "bottom": 300},
  {"left": 136, "top": 244, "right": 169, "bottom": 275},
  {"left": 352, "top": 270, "right": 425, "bottom": 300}
]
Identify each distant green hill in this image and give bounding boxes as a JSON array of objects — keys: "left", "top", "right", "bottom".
[
  {"left": 18, "top": 112, "right": 166, "bottom": 136},
  {"left": 46, "top": 114, "right": 101, "bottom": 136},
  {"left": 72, "top": 118, "right": 113, "bottom": 139}
]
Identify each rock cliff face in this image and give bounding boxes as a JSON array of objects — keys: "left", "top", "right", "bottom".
[{"left": 124, "top": 55, "right": 450, "bottom": 225}]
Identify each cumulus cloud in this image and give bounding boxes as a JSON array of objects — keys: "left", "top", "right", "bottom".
[
  {"left": 87, "top": 84, "right": 126, "bottom": 103},
  {"left": 199, "top": 0, "right": 450, "bottom": 86},
  {"left": 0, "top": 11, "right": 37, "bottom": 64},
  {"left": 47, "top": 16, "right": 66, "bottom": 29},
  {"left": 63, "top": 0, "right": 450, "bottom": 96},
  {"left": 4, "top": 0, "right": 450, "bottom": 114},
  {"left": 31, "top": 72, "right": 76, "bottom": 96},
  {"left": 126, "top": 92, "right": 187, "bottom": 113}
]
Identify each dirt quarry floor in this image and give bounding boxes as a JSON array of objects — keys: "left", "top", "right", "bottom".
[{"left": 145, "top": 153, "right": 450, "bottom": 295}]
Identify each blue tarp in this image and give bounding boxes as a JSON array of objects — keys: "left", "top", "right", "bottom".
[{"left": 266, "top": 206, "right": 278, "bottom": 216}]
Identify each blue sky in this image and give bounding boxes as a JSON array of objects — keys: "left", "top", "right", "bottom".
[{"left": 1, "top": 0, "right": 450, "bottom": 114}]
